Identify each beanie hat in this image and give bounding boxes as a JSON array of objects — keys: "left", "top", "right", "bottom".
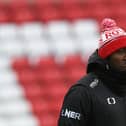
[{"left": 98, "top": 18, "right": 126, "bottom": 59}]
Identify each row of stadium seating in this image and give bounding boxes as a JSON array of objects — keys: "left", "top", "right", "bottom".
[
  {"left": 0, "top": 19, "right": 96, "bottom": 126},
  {"left": 0, "top": 0, "right": 126, "bottom": 126},
  {"left": 0, "top": 20, "right": 99, "bottom": 59},
  {"left": 0, "top": 0, "right": 125, "bottom": 7},
  {"left": 0, "top": 0, "right": 125, "bottom": 25}
]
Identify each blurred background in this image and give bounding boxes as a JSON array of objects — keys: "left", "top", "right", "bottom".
[{"left": 0, "top": 0, "right": 125, "bottom": 126}]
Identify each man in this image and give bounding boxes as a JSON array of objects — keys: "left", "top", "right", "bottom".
[{"left": 58, "top": 18, "right": 126, "bottom": 126}]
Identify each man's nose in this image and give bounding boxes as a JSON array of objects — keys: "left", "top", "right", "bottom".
[{"left": 123, "top": 52, "right": 126, "bottom": 60}]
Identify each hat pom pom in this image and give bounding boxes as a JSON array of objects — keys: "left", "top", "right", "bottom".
[{"left": 101, "top": 18, "right": 117, "bottom": 31}]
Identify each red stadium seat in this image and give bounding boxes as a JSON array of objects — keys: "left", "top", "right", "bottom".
[
  {"left": 12, "top": 8, "right": 36, "bottom": 23},
  {"left": 44, "top": 100, "right": 62, "bottom": 117},
  {"left": 0, "top": 1, "right": 7, "bottom": 9},
  {"left": 92, "top": 6, "right": 113, "bottom": 21},
  {"left": 0, "top": 9, "right": 9, "bottom": 23},
  {"left": 37, "top": 7, "right": 63, "bottom": 22},
  {"left": 9, "top": 0, "right": 29, "bottom": 9},
  {"left": 36, "top": 56, "right": 59, "bottom": 70},
  {"left": 63, "top": 7, "right": 85, "bottom": 21},
  {"left": 11, "top": 57, "right": 31, "bottom": 71},
  {"left": 48, "top": 84, "right": 67, "bottom": 100},
  {"left": 23, "top": 84, "right": 42, "bottom": 100},
  {"left": 33, "top": 0, "right": 55, "bottom": 9},
  {"left": 112, "top": 5, "right": 126, "bottom": 19},
  {"left": 66, "top": 67, "right": 86, "bottom": 83},
  {"left": 117, "top": 19, "right": 126, "bottom": 29},
  {"left": 37, "top": 69, "right": 63, "bottom": 85},
  {"left": 17, "top": 70, "right": 37, "bottom": 85},
  {"left": 60, "top": 0, "right": 81, "bottom": 9},
  {"left": 109, "top": 0, "right": 125, "bottom": 5},
  {"left": 31, "top": 100, "right": 50, "bottom": 116},
  {"left": 87, "top": 0, "right": 103, "bottom": 5},
  {"left": 63, "top": 55, "right": 86, "bottom": 69},
  {"left": 39, "top": 114, "right": 56, "bottom": 126},
  {"left": 8, "top": 0, "right": 126, "bottom": 126}
]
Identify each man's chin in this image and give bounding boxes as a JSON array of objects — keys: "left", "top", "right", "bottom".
[{"left": 118, "top": 68, "right": 126, "bottom": 73}]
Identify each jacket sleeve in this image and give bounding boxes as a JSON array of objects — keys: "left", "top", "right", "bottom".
[{"left": 58, "top": 85, "right": 91, "bottom": 126}]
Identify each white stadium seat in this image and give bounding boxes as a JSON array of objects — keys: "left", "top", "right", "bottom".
[
  {"left": 0, "top": 19, "right": 100, "bottom": 126},
  {"left": 0, "top": 24, "right": 18, "bottom": 40},
  {"left": 46, "top": 21, "right": 71, "bottom": 41},
  {"left": 0, "top": 100, "right": 32, "bottom": 117},
  {"left": 0, "top": 41, "right": 25, "bottom": 57},
  {"left": 18, "top": 22, "right": 46, "bottom": 40},
  {"left": 10, "top": 116, "right": 39, "bottom": 126},
  {"left": 0, "top": 85, "right": 24, "bottom": 101},
  {"left": 0, "top": 119, "right": 8, "bottom": 126},
  {"left": 25, "top": 39, "right": 51, "bottom": 59},
  {"left": 51, "top": 38, "right": 79, "bottom": 59},
  {"left": 78, "top": 36, "right": 99, "bottom": 58},
  {"left": 71, "top": 19, "right": 99, "bottom": 39},
  {"left": 0, "top": 70, "right": 18, "bottom": 86},
  {"left": 0, "top": 57, "right": 11, "bottom": 70}
]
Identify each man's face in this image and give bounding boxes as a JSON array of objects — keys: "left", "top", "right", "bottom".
[{"left": 108, "top": 48, "right": 126, "bottom": 72}]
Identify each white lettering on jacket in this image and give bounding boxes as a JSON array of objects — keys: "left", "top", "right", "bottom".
[
  {"left": 61, "top": 108, "right": 81, "bottom": 120},
  {"left": 107, "top": 97, "right": 116, "bottom": 104}
]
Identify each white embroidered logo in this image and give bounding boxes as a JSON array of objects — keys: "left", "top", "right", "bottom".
[
  {"left": 90, "top": 79, "right": 99, "bottom": 88},
  {"left": 107, "top": 97, "right": 116, "bottom": 104},
  {"left": 61, "top": 108, "right": 81, "bottom": 120}
]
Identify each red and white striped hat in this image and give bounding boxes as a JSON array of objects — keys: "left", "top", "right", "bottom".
[{"left": 98, "top": 18, "right": 126, "bottom": 59}]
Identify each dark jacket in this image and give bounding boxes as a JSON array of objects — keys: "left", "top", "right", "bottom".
[{"left": 58, "top": 50, "right": 126, "bottom": 126}]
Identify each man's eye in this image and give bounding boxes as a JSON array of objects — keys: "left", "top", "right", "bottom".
[{"left": 117, "top": 49, "right": 126, "bottom": 53}]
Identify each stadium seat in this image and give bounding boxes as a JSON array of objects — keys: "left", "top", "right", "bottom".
[
  {"left": 12, "top": 8, "right": 35, "bottom": 23},
  {"left": 9, "top": 116, "right": 39, "bottom": 126},
  {"left": 78, "top": 36, "right": 99, "bottom": 57},
  {"left": 66, "top": 67, "right": 86, "bottom": 83},
  {"left": 63, "top": 54, "right": 86, "bottom": 69},
  {"left": 11, "top": 57, "right": 30, "bottom": 71},
  {"left": 38, "top": 7, "right": 63, "bottom": 22},
  {"left": 0, "top": 119, "right": 8, "bottom": 126},
  {"left": 18, "top": 22, "right": 45, "bottom": 40},
  {"left": 92, "top": 6, "right": 113, "bottom": 21},
  {"left": 0, "top": 57, "right": 11, "bottom": 70},
  {"left": 0, "top": 40, "right": 25, "bottom": 57},
  {"left": 31, "top": 100, "right": 50, "bottom": 116},
  {"left": 109, "top": 0, "right": 125, "bottom": 5},
  {"left": 36, "top": 56, "right": 58, "bottom": 70},
  {"left": 45, "top": 21, "right": 71, "bottom": 41},
  {"left": 0, "top": 9, "right": 9, "bottom": 23},
  {"left": 0, "top": 84, "right": 24, "bottom": 101},
  {"left": 117, "top": 19, "right": 126, "bottom": 29},
  {"left": 39, "top": 114, "right": 56, "bottom": 126},
  {"left": 0, "top": 100, "right": 32, "bottom": 116},
  {"left": 51, "top": 38, "right": 79, "bottom": 59},
  {"left": 38, "top": 69, "right": 63, "bottom": 85},
  {"left": 0, "top": 0, "right": 124, "bottom": 126},
  {"left": 23, "top": 84, "right": 42, "bottom": 100},
  {"left": 25, "top": 39, "right": 51, "bottom": 59},
  {"left": 33, "top": 0, "right": 55, "bottom": 9},
  {"left": 71, "top": 19, "right": 99, "bottom": 39},
  {"left": 9, "top": 0, "right": 29, "bottom": 10},
  {"left": 60, "top": 0, "right": 81, "bottom": 9},
  {"left": 0, "top": 24, "right": 18, "bottom": 40},
  {"left": 48, "top": 84, "right": 67, "bottom": 99},
  {"left": 0, "top": 1, "right": 7, "bottom": 9},
  {"left": 17, "top": 70, "right": 37, "bottom": 85},
  {"left": 0, "top": 70, "right": 18, "bottom": 86},
  {"left": 112, "top": 5, "right": 126, "bottom": 19},
  {"left": 64, "top": 7, "right": 85, "bottom": 21}
]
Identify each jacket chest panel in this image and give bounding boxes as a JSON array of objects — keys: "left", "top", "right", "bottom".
[{"left": 92, "top": 87, "right": 126, "bottom": 126}]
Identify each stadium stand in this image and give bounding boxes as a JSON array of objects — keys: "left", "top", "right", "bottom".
[{"left": 0, "top": 0, "right": 125, "bottom": 126}]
